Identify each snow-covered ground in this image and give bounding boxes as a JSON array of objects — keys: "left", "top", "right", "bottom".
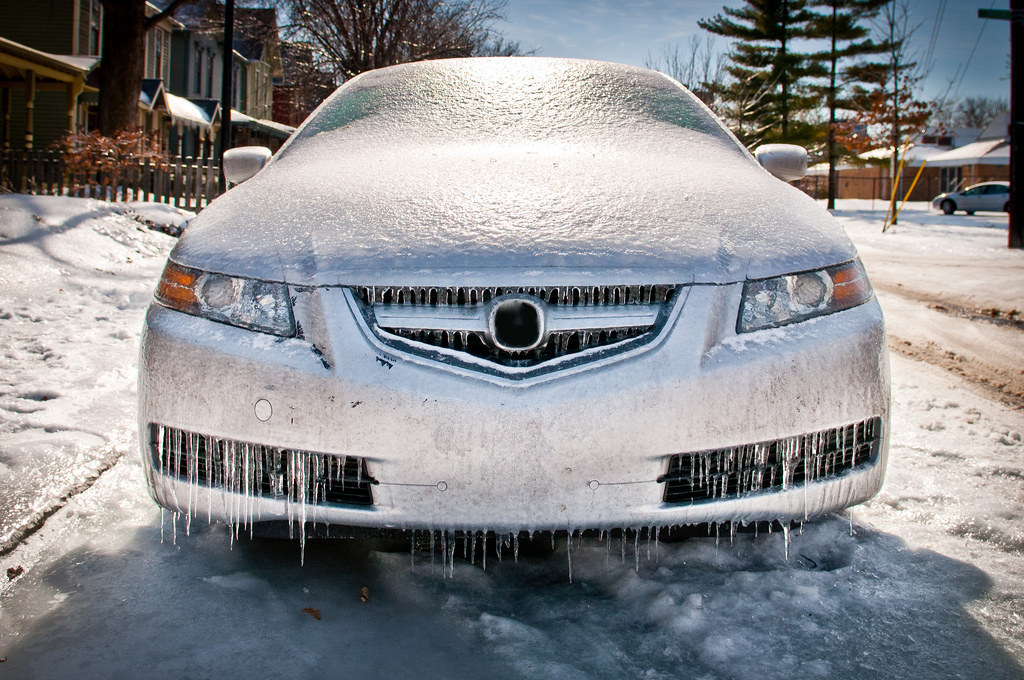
[
  {"left": 0, "top": 197, "right": 185, "bottom": 553},
  {"left": 0, "top": 196, "right": 1021, "bottom": 678}
]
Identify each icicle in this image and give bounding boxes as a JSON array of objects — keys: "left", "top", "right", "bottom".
[
  {"left": 567, "top": 529, "right": 574, "bottom": 583},
  {"left": 171, "top": 511, "right": 178, "bottom": 546},
  {"left": 782, "top": 522, "right": 791, "bottom": 561},
  {"left": 469, "top": 530, "right": 477, "bottom": 566},
  {"left": 411, "top": 530, "right": 417, "bottom": 568},
  {"left": 513, "top": 533, "right": 519, "bottom": 563},
  {"left": 849, "top": 510, "right": 856, "bottom": 536},
  {"left": 447, "top": 532, "right": 456, "bottom": 579},
  {"left": 634, "top": 529, "right": 640, "bottom": 573},
  {"left": 440, "top": 531, "right": 448, "bottom": 577}
]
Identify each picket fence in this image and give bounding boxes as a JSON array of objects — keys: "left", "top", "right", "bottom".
[{"left": 0, "top": 150, "right": 221, "bottom": 211}]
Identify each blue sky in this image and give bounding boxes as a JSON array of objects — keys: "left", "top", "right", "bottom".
[{"left": 498, "top": 0, "right": 1011, "bottom": 103}]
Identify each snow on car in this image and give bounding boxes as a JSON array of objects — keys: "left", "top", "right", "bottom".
[{"left": 138, "top": 58, "right": 890, "bottom": 556}]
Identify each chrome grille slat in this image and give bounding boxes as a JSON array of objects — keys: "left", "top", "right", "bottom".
[
  {"left": 356, "top": 284, "right": 676, "bottom": 307},
  {"left": 352, "top": 284, "right": 679, "bottom": 368}
]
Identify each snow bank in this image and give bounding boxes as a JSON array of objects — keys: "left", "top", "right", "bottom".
[{"left": 0, "top": 196, "right": 179, "bottom": 551}]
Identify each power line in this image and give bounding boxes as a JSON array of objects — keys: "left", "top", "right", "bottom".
[
  {"left": 948, "top": 0, "right": 996, "bottom": 100},
  {"left": 923, "top": 0, "right": 946, "bottom": 71}
]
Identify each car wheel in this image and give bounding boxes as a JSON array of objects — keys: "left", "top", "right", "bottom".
[
  {"left": 1005, "top": 201, "right": 1011, "bottom": 212},
  {"left": 940, "top": 199, "right": 955, "bottom": 215},
  {"left": 965, "top": 211, "right": 975, "bottom": 215}
]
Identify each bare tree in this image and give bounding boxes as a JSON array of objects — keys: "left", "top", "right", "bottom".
[
  {"left": 278, "top": 0, "right": 520, "bottom": 81},
  {"left": 954, "top": 96, "right": 1008, "bottom": 130},
  {"left": 644, "top": 35, "right": 725, "bottom": 103}
]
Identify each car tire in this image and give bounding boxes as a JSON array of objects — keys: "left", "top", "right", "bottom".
[
  {"left": 941, "top": 199, "right": 956, "bottom": 215},
  {"left": 966, "top": 211, "right": 975, "bottom": 215},
  {"left": 1005, "top": 201, "right": 1011, "bottom": 212}
]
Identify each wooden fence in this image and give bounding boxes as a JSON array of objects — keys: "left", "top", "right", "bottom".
[{"left": 0, "top": 150, "right": 222, "bottom": 211}]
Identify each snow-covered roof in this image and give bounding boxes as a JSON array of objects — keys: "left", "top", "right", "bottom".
[
  {"left": 164, "top": 92, "right": 213, "bottom": 131},
  {"left": 230, "top": 109, "right": 295, "bottom": 139},
  {"left": 0, "top": 36, "right": 98, "bottom": 80},
  {"left": 858, "top": 144, "right": 949, "bottom": 166},
  {"left": 979, "top": 111, "right": 1010, "bottom": 141},
  {"left": 926, "top": 138, "right": 1008, "bottom": 167}
]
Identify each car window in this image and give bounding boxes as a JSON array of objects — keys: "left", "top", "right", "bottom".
[
  {"left": 289, "top": 59, "right": 736, "bottom": 149},
  {"left": 963, "top": 186, "right": 984, "bottom": 195},
  {"left": 985, "top": 184, "right": 1009, "bottom": 194}
]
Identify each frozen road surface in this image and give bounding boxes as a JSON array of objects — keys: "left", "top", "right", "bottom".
[{"left": 0, "top": 196, "right": 1022, "bottom": 679}]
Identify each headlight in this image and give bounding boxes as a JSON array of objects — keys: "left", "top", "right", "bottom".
[
  {"left": 154, "top": 261, "right": 295, "bottom": 337},
  {"left": 738, "top": 260, "right": 873, "bottom": 333}
]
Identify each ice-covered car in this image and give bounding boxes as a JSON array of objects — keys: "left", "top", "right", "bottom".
[
  {"left": 932, "top": 181, "right": 1010, "bottom": 214},
  {"left": 139, "top": 58, "right": 889, "bottom": 546}
]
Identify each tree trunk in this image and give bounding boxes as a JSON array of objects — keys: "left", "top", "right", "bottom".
[{"left": 98, "top": 0, "right": 147, "bottom": 135}]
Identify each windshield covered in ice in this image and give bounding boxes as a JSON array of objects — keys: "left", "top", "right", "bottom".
[{"left": 286, "top": 58, "right": 738, "bottom": 150}]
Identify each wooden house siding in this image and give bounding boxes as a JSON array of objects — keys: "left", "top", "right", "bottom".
[{"left": 0, "top": 0, "right": 75, "bottom": 54}]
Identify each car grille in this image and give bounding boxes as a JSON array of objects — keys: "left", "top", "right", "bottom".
[
  {"left": 659, "top": 418, "right": 881, "bottom": 504},
  {"left": 352, "top": 284, "right": 677, "bottom": 367},
  {"left": 149, "top": 424, "right": 376, "bottom": 507}
]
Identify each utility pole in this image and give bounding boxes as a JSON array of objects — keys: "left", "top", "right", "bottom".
[
  {"left": 979, "top": 4, "right": 1023, "bottom": 248},
  {"left": 218, "top": 0, "right": 235, "bottom": 191}
]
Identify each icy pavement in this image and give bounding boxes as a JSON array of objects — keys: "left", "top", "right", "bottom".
[{"left": 0, "top": 197, "right": 1021, "bottom": 678}]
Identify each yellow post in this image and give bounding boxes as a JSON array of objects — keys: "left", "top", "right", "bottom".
[
  {"left": 889, "top": 160, "right": 928, "bottom": 227},
  {"left": 883, "top": 148, "right": 909, "bottom": 231}
]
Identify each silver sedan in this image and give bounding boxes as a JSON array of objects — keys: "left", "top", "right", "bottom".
[
  {"left": 932, "top": 181, "right": 1010, "bottom": 214},
  {"left": 139, "top": 58, "right": 889, "bottom": 550}
]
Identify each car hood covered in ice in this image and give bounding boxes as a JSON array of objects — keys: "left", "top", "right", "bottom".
[{"left": 172, "top": 58, "right": 856, "bottom": 286}]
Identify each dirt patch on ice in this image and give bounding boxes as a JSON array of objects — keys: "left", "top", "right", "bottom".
[{"left": 886, "top": 323, "right": 1024, "bottom": 411}]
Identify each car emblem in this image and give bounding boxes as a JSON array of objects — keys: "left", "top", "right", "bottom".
[{"left": 485, "top": 294, "right": 547, "bottom": 352}]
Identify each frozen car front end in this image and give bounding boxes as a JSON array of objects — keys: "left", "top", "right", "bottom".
[{"left": 139, "top": 58, "right": 890, "bottom": 538}]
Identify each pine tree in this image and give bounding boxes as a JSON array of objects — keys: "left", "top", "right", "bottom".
[
  {"left": 806, "top": 0, "right": 890, "bottom": 209},
  {"left": 699, "top": 0, "right": 820, "bottom": 147}
]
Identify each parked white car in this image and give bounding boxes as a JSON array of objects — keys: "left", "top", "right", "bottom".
[
  {"left": 139, "top": 58, "right": 890, "bottom": 547},
  {"left": 932, "top": 181, "right": 1010, "bottom": 214}
]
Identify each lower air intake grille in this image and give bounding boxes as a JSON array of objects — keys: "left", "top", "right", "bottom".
[
  {"left": 149, "top": 424, "right": 376, "bottom": 507},
  {"left": 660, "top": 418, "right": 881, "bottom": 504}
]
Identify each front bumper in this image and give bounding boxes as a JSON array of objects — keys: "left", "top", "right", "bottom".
[{"left": 138, "top": 283, "right": 890, "bottom": 533}]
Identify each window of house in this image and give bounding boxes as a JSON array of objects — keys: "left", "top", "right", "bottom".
[
  {"left": 155, "top": 30, "right": 164, "bottom": 80},
  {"left": 206, "top": 49, "right": 215, "bottom": 98},
  {"left": 194, "top": 45, "right": 203, "bottom": 95},
  {"left": 89, "top": 0, "right": 101, "bottom": 55}
]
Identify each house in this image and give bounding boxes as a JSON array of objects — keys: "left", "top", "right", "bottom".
[
  {"left": 800, "top": 127, "right": 985, "bottom": 202},
  {"left": 168, "top": 1, "right": 292, "bottom": 153},
  {"left": 0, "top": 36, "right": 96, "bottom": 151},
  {"left": 0, "top": 0, "right": 102, "bottom": 149},
  {"left": 925, "top": 112, "right": 1009, "bottom": 191},
  {"left": 0, "top": 0, "right": 182, "bottom": 151}
]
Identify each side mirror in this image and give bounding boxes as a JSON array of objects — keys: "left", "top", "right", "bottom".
[
  {"left": 223, "top": 146, "right": 272, "bottom": 185},
  {"left": 754, "top": 144, "right": 808, "bottom": 182}
]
